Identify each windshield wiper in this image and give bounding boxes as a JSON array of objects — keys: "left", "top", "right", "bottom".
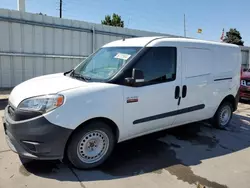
[
  {"left": 64, "top": 69, "right": 73, "bottom": 76},
  {"left": 71, "top": 70, "right": 91, "bottom": 81}
]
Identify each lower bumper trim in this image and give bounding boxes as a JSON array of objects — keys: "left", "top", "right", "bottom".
[
  {"left": 5, "top": 129, "right": 65, "bottom": 160},
  {"left": 3, "top": 106, "right": 73, "bottom": 160}
]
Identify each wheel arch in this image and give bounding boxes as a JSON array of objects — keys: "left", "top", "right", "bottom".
[
  {"left": 64, "top": 117, "right": 120, "bottom": 158},
  {"left": 218, "top": 94, "right": 237, "bottom": 112},
  {"left": 211, "top": 94, "right": 236, "bottom": 128}
]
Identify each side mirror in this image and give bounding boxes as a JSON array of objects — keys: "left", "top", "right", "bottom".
[
  {"left": 125, "top": 68, "right": 144, "bottom": 85},
  {"left": 132, "top": 68, "right": 144, "bottom": 83}
]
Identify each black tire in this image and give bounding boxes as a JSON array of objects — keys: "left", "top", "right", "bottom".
[
  {"left": 211, "top": 102, "right": 233, "bottom": 129},
  {"left": 67, "top": 121, "right": 115, "bottom": 169}
]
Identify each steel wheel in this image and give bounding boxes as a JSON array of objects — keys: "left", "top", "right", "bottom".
[
  {"left": 77, "top": 130, "right": 109, "bottom": 164},
  {"left": 212, "top": 101, "right": 233, "bottom": 129},
  {"left": 219, "top": 105, "right": 231, "bottom": 127},
  {"left": 67, "top": 121, "right": 115, "bottom": 169}
]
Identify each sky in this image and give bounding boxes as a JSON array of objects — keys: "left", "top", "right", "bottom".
[{"left": 1, "top": 0, "right": 250, "bottom": 45}]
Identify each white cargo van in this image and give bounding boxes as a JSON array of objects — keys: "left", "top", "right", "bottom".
[{"left": 3, "top": 37, "right": 241, "bottom": 169}]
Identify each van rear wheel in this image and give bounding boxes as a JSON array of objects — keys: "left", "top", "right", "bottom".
[
  {"left": 212, "top": 102, "right": 233, "bottom": 129},
  {"left": 67, "top": 121, "right": 115, "bottom": 169}
]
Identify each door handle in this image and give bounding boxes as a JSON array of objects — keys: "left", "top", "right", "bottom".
[
  {"left": 182, "top": 85, "right": 187, "bottom": 98},
  {"left": 175, "top": 86, "right": 180, "bottom": 99}
]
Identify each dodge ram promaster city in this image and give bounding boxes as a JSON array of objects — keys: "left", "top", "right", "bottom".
[{"left": 3, "top": 37, "right": 241, "bottom": 169}]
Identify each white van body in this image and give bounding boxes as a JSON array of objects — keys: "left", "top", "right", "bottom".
[{"left": 3, "top": 37, "right": 241, "bottom": 168}]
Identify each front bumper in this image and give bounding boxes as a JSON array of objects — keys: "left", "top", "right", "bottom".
[
  {"left": 240, "top": 86, "right": 250, "bottom": 100},
  {"left": 2, "top": 106, "right": 72, "bottom": 160}
]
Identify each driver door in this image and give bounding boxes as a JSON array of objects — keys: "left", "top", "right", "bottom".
[{"left": 123, "top": 46, "right": 181, "bottom": 138}]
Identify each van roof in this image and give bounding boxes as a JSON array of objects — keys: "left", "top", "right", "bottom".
[{"left": 103, "top": 36, "right": 240, "bottom": 48}]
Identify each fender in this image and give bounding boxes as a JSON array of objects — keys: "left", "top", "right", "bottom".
[{"left": 43, "top": 83, "right": 128, "bottom": 141}]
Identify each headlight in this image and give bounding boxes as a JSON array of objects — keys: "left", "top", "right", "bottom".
[
  {"left": 241, "top": 80, "right": 247, "bottom": 86},
  {"left": 18, "top": 94, "right": 64, "bottom": 113}
]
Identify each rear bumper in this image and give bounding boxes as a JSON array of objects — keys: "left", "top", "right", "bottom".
[{"left": 2, "top": 106, "right": 72, "bottom": 160}]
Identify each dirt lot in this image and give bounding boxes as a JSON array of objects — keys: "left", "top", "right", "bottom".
[{"left": 1, "top": 101, "right": 250, "bottom": 188}]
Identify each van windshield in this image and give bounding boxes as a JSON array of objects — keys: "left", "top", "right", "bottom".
[{"left": 71, "top": 47, "right": 141, "bottom": 81}]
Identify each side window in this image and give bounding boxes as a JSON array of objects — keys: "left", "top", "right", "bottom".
[{"left": 134, "top": 47, "right": 177, "bottom": 85}]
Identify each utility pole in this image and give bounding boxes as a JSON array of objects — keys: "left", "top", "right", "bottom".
[
  {"left": 59, "top": 0, "right": 62, "bottom": 18},
  {"left": 184, "top": 14, "right": 186, "bottom": 37},
  {"left": 17, "top": 0, "right": 25, "bottom": 12}
]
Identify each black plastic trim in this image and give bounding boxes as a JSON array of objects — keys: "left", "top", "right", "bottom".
[
  {"left": 214, "top": 77, "right": 232, "bottom": 81},
  {"left": 8, "top": 106, "right": 42, "bottom": 121},
  {"left": 3, "top": 106, "right": 72, "bottom": 160},
  {"left": 175, "top": 86, "right": 180, "bottom": 99},
  {"left": 133, "top": 104, "right": 205, "bottom": 124},
  {"left": 177, "top": 97, "right": 181, "bottom": 106},
  {"left": 235, "top": 88, "right": 240, "bottom": 111},
  {"left": 182, "top": 85, "right": 187, "bottom": 98}
]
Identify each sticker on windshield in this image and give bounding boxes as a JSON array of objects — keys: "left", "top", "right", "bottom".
[{"left": 114, "top": 53, "right": 131, "bottom": 60}]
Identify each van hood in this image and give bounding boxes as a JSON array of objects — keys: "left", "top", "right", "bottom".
[{"left": 9, "top": 73, "right": 90, "bottom": 107}]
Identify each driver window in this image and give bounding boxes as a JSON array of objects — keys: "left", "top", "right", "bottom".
[{"left": 134, "top": 47, "right": 177, "bottom": 85}]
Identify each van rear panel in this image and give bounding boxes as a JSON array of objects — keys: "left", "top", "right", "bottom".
[{"left": 175, "top": 42, "right": 241, "bottom": 125}]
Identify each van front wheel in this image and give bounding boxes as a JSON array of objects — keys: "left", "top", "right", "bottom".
[
  {"left": 67, "top": 121, "right": 115, "bottom": 169},
  {"left": 212, "top": 102, "right": 233, "bottom": 129}
]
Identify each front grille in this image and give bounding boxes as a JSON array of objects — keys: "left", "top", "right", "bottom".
[
  {"left": 7, "top": 103, "right": 17, "bottom": 121},
  {"left": 241, "top": 86, "right": 250, "bottom": 93},
  {"left": 7, "top": 103, "right": 42, "bottom": 121},
  {"left": 241, "top": 89, "right": 250, "bottom": 94},
  {"left": 8, "top": 106, "right": 15, "bottom": 119}
]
